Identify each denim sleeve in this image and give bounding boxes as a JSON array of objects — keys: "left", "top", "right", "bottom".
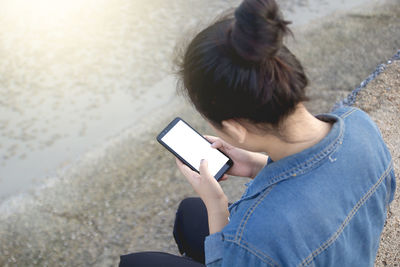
[
  {"left": 205, "top": 232, "right": 274, "bottom": 266},
  {"left": 205, "top": 232, "right": 223, "bottom": 266},
  {"left": 207, "top": 259, "right": 223, "bottom": 267}
]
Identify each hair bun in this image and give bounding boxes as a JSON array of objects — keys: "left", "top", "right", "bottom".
[{"left": 230, "top": 0, "right": 290, "bottom": 63}]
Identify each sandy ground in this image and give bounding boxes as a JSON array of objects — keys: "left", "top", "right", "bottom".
[
  {"left": 0, "top": 0, "right": 399, "bottom": 266},
  {"left": 352, "top": 55, "right": 400, "bottom": 266}
]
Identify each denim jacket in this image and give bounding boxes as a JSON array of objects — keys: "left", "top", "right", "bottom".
[{"left": 205, "top": 107, "right": 396, "bottom": 267}]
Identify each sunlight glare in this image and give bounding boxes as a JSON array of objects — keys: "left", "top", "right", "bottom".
[{"left": 1, "top": 0, "right": 108, "bottom": 31}]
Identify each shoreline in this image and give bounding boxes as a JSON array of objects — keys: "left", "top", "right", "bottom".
[
  {"left": 0, "top": 0, "right": 383, "bottom": 202},
  {"left": 0, "top": 0, "right": 399, "bottom": 265}
]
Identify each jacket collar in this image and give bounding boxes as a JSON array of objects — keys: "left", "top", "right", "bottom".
[{"left": 244, "top": 113, "right": 344, "bottom": 198}]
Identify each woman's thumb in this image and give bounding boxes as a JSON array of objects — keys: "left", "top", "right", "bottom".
[{"left": 199, "top": 159, "right": 212, "bottom": 177}]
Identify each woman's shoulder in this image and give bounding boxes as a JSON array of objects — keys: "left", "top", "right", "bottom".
[
  {"left": 330, "top": 105, "right": 366, "bottom": 119},
  {"left": 330, "top": 106, "right": 384, "bottom": 139}
]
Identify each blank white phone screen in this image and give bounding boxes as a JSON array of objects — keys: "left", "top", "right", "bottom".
[{"left": 161, "top": 120, "right": 229, "bottom": 177}]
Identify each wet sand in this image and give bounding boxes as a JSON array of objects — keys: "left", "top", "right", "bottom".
[
  {"left": 0, "top": 0, "right": 245, "bottom": 200},
  {"left": 0, "top": 0, "right": 399, "bottom": 266},
  {"left": 0, "top": 0, "right": 392, "bottom": 201}
]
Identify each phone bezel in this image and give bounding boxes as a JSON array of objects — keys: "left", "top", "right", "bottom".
[{"left": 156, "top": 117, "right": 233, "bottom": 180}]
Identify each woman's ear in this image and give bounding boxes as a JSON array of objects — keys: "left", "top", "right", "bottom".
[{"left": 221, "top": 119, "right": 248, "bottom": 144}]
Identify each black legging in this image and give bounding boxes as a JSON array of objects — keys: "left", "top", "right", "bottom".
[{"left": 119, "top": 197, "right": 209, "bottom": 267}]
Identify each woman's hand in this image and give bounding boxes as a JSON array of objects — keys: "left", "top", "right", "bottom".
[
  {"left": 176, "top": 158, "right": 229, "bottom": 234},
  {"left": 205, "top": 135, "right": 268, "bottom": 179},
  {"left": 176, "top": 158, "right": 227, "bottom": 207}
]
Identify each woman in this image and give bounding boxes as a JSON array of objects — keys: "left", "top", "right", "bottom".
[{"left": 120, "top": 0, "right": 396, "bottom": 266}]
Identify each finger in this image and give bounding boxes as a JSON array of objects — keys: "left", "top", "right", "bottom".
[
  {"left": 210, "top": 139, "right": 223, "bottom": 149},
  {"left": 175, "top": 158, "right": 199, "bottom": 180},
  {"left": 204, "top": 135, "right": 225, "bottom": 150},
  {"left": 204, "top": 135, "right": 220, "bottom": 144},
  {"left": 219, "top": 174, "right": 229, "bottom": 181},
  {"left": 175, "top": 157, "right": 185, "bottom": 168},
  {"left": 204, "top": 135, "right": 218, "bottom": 141},
  {"left": 199, "top": 159, "right": 212, "bottom": 179}
]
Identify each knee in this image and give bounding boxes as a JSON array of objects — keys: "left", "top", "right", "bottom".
[
  {"left": 176, "top": 197, "right": 202, "bottom": 218},
  {"left": 119, "top": 252, "right": 147, "bottom": 267},
  {"left": 174, "top": 197, "right": 205, "bottom": 237}
]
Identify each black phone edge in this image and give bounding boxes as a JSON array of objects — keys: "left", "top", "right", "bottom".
[
  {"left": 156, "top": 117, "right": 233, "bottom": 180},
  {"left": 156, "top": 117, "right": 201, "bottom": 175}
]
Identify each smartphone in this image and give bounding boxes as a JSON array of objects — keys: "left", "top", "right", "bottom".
[{"left": 157, "top": 117, "right": 233, "bottom": 180}]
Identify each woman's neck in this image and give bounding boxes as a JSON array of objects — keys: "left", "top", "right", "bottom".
[{"left": 256, "top": 104, "right": 332, "bottom": 162}]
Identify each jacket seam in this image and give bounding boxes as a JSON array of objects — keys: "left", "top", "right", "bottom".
[
  {"left": 224, "top": 234, "right": 279, "bottom": 267},
  {"left": 237, "top": 186, "right": 274, "bottom": 242},
  {"left": 340, "top": 107, "right": 357, "bottom": 118},
  {"left": 264, "top": 120, "right": 344, "bottom": 186},
  {"left": 298, "top": 160, "right": 394, "bottom": 267},
  {"left": 231, "top": 110, "right": 352, "bottom": 210},
  {"left": 274, "top": 107, "right": 355, "bottom": 180}
]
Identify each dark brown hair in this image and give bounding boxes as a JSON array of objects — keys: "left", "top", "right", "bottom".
[{"left": 175, "top": 0, "right": 308, "bottom": 127}]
